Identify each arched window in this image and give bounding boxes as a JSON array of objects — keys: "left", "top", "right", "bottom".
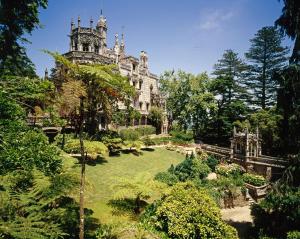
[{"left": 150, "top": 84, "right": 153, "bottom": 92}]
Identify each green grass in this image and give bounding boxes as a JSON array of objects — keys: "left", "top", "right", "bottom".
[{"left": 63, "top": 148, "right": 185, "bottom": 224}]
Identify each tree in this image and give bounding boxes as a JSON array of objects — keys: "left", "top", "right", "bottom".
[
  {"left": 146, "top": 182, "right": 238, "bottom": 239},
  {"left": 245, "top": 26, "right": 289, "bottom": 109},
  {"left": 208, "top": 50, "right": 248, "bottom": 141},
  {"left": 276, "top": 0, "right": 300, "bottom": 64},
  {"left": 47, "top": 51, "right": 135, "bottom": 135},
  {"left": 159, "top": 71, "right": 216, "bottom": 138},
  {"left": 0, "top": 0, "right": 48, "bottom": 77},
  {"left": 212, "top": 49, "right": 248, "bottom": 103},
  {"left": 148, "top": 106, "right": 163, "bottom": 134}
]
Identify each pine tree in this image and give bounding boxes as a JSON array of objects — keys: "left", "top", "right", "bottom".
[
  {"left": 212, "top": 49, "right": 248, "bottom": 104},
  {"left": 245, "top": 26, "right": 289, "bottom": 109}
]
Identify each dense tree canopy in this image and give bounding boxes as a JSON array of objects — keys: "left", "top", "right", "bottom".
[{"left": 0, "top": 0, "right": 48, "bottom": 77}]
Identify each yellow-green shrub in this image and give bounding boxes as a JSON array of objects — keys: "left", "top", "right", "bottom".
[
  {"left": 64, "top": 139, "right": 108, "bottom": 159},
  {"left": 151, "top": 182, "right": 238, "bottom": 239}
]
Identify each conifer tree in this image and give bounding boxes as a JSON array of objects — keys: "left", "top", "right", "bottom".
[{"left": 245, "top": 26, "right": 289, "bottom": 109}]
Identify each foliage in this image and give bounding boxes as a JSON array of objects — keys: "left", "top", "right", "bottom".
[
  {"left": 112, "top": 173, "right": 165, "bottom": 214},
  {"left": 0, "top": 0, "right": 48, "bottom": 77},
  {"left": 95, "top": 224, "right": 117, "bottom": 239},
  {"left": 119, "top": 128, "right": 140, "bottom": 141},
  {"left": 159, "top": 71, "right": 216, "bottom": 137},
  {"left": 207, "top": 49, "right": 249, "bottom": 140},
  {"left": 172, "top": 152, "right": 211, "bottom": 182},
  {"left": 135, "top": 125, "right": 156, "bottom": 136},
  {"left": 276, "top": 0, "right": 300, "bottom": 64},
  {"left": 248, "top": 108, "right": 282, "bottom": 155},
  {"left": 154, "top": 171, "right": 179, "bottom": 186},
  {"left": 47, "top": 51, "right": 135, "bottom": 136},
  {"left": 148, "top": 106, "right": 163, "bottom": 134},
  {"left": 143, "top": 182, "right": 238, "bottom": 239},
  {"left": 251, "top": 187, "right": 300, "bottom": 238},
  {"left": 204, "top": 155, "right": 219, "bottom": 172},
  {"left": 245, "top": 26, "right": 289, "bottom": 109},
  {"left": 243, "top": 173, "right": 266, "bottom": 186},
  {"left": 287, "top": 231, "right": 300, "bottom": 239},
  {"left": 169, "top": 130, "right": 194, "bottom": 142},
  {"left": 64, "top": 139, "right": 108, "bottom": 159},
  {"left": 275, "top": 65, "right": 300, "bottom": 154},
  {"left": 142, "top": 136, "right": 156, "bottom": 147},
  {"left": 215, "top": 163, "right": 243, "bottom": 177}
]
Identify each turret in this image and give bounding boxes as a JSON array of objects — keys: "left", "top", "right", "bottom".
[
  {"left": 120, "top": 32, "right": 125, "bottom": 56},
  {"left": 140, "top": 51, "right": 148, "bottom": 68},
  {"left": 90, "top": 17, "right": 93, "bottom": 30},
  {"left": 96, "top": 14, "right": 107, "bottom": 48},
  {"left": 44, "top": 68, "right": 48, "bottom": 80},
  {"left": 77, "top": 16, "right": 81, "bottom": 29}
]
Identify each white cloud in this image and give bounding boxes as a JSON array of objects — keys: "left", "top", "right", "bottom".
[{"left": 199, "top": 9, "right": 235, "bottom": 31}]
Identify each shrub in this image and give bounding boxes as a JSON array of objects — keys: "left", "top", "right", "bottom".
[
  {"left": 169, "top": 130, "right": 194, "bottom": 142},
  {"left": 119, "top": 128, "right": 140, "bottom": 141},
  {"left": 64, "top": 139, "right": 108, "bottom": 159},
  {"left": 142, "top": 136, "right": 155, "bottom": 147},
  {"left": 95, "top": 224, "right": 117, "bottom": 239},
  {"left": 154, "top": 172, "right": 179, "bottom": 186},
  {"left": 173, "top": 153, "right": 211, "bottom": 182},
  {"left": 215, "top": 163, "right": 243, "bottom": 177},
  {"left": 251, "top": 187, "right": 300, "bottom": 238},
  {"left": 287, "top": 231, "right": 300, "bottom": 239},
  {"left": 243, "top": 173, "right": 266, "bottom": 186},
  {"left": 144, "top": 182, "right": 238, "bottom": 239},
  {"left": 205, "top": 155, "right": 219, "bottom": 172},
  {"left": 135, "top": 125, "right": 156, "bottom": 136}
]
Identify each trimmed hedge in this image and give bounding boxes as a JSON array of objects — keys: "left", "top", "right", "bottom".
[
  {"left": 215, "top": 163, "right": 243, "bottom": 177},
  {"left": 243, "top": 173, "right": 266, "bottom": 186}
]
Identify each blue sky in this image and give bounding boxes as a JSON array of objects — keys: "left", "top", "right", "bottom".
[{"left": 27, "top": 0, "right": 292, "bottom": 77}]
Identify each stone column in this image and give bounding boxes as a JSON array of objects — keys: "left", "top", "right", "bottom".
[
  {"left": 145, "top": 116, "right": 148, "bottom": 125},
  {"left": 230, "top": 139, "right": 234, "bottom": 161},
  {"left": 245, "top": 128, "right": 249, "bottom": 163}
]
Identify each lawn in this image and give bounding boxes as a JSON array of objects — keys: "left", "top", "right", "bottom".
[{"left": 64, "top": 147, "right": 185, "bottom": 224}]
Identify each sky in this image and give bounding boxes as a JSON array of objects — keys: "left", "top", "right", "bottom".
[{"left": 26, "top": 0, "right": 292, "bottom": 77}]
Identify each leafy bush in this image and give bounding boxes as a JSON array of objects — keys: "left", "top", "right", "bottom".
[
  {"left": 135, "top": 125, "right": 156, "bottom": 136},
  {"left": 119, "top": 128, "right": 141, "bottom": 141},
  {"left": 215, "top": 163, "right": 243, "bottom": 177},
  {"left": 169, "top": 130, "right": 194, "bottom": 142},
  {"left": 287, "top": 231, "right": 300, "bottom": 239},
  {"left": 173, "top": 153, "right": 211, "bottom": 181},
  {"left": 243, "top": 173, "right": 266, "bottom": 186},
  {"left": 142, "top": 136, "right": 156, "bottom": 147},
  {"left": 154, "top": 172, "right": 179, "bottom": 186},
  {"left": 205, "top": 155, "right": 219, "bottom": 171},
  {"left": 143, "top": 182, "right": 238, "bottom": 239},
  {"left": 95, "top": 224, "right": 117, "bottom": 239},
  {"left": 64, "top": 139, "right": 108, "bottom": 159}
]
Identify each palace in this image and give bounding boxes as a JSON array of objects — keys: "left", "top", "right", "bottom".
[{"left": 60, "top": 14, "right": 168, "bottom": 132}]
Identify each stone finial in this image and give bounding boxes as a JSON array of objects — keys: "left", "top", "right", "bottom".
[
  {"left": 71, "top": 18, "right": 75, "bottom": 31},
  {"left": 44, "top": 68, "right": 48, "bottom": 80},
  {"left": 233, "top": 126, "right": 236, "bottom": 136},
  {"left": 90, "top": 17, "right": 93, "bottom": 29},
  {"left": 78, "top": 16, "right": 81, "bottom": 28},
  {"left": 115, "top": 33, "right": 119, "bottom": 45}
]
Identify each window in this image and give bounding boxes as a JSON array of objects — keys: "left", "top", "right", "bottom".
[
  {"left": 139, "top": 102, "right": 143, "bottom": 110},
  {"left": 150, "top": 84, "right": 153, "bottom": 92},
  {"left": 139, "top": 80, "right": 143, "bottom": 90},
  {"left": 74, "top": 43, "right": 78, "bottom": 51},
  {"left": 82, "top": 43, "right": 89, "bottom": 52},
  {"left": 146, "top": 103, "right": 150, "bottom": 111},
  {"left": 132, "top": 64, "right": 136, "bottom": 71},
  {"left": 94, "top": 45, "right": 99, "bottom": 53}
]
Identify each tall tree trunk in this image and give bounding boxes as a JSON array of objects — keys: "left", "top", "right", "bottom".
[{"left": 79, "top": 97, "right": 86, "bottom": 239}]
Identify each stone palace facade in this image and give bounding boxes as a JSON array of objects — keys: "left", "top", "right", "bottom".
[{"left": 61, "top": 15, "right": 168, "bottom": 133}]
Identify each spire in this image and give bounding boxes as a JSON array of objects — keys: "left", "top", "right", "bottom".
[
  {"left": 90, "top": 17, "right": 94, "bottom": 29},
  {"left": 71, "top": 18, "right": 75, "bottom": 31},
  {"left": 114, "top": 33, "right": 119, "bottom": 46},
  {"left": 44, "top": 68, "right": 48, "bottom": 80},
  {"left": 77, "top": 16, "right": 81, "bottom": 28}
]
